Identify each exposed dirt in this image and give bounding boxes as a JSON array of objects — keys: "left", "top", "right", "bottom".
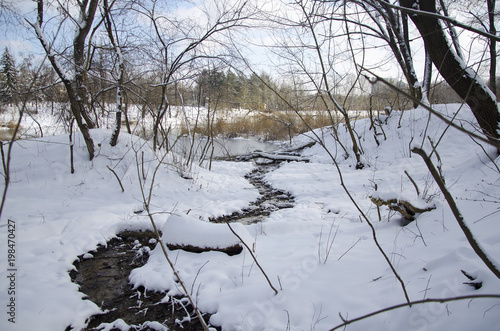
[{"left": 68, "top": 230, "right": 212, "bottom": 331}]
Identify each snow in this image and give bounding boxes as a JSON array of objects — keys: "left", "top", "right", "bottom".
[
  {"left": 162, "top": 213, "right": 253, "bottom": 249},
  {"left": 1, "top": 103, "right": 500, "bottom": 330}
]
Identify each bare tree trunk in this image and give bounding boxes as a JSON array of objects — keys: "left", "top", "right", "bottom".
[
  {"left": 73, "top": 0, "right": 98, "bottom": 129},
  {"left": 401, "top": 0, "right": 500, "bottom": 151},
  {"left": 396, "top": 7, "right": 422, "bottom": 106},
  {"left": 421, "top": 49, "right": 433, "bottom": 104},
  {"left": 104, "top": 0, "right": 124, "bottom": 147},
  {"left": 123, "top": 91, "right": 131, "bottom": 134},
  {"left": 368, "top": 0, "right": 423, "bottom": 106},
  {"left": 487, "top": 0, "right": 497, "bottom": 96},
  {"left": 30, "top": 0, "right": 95, "bottom": 160},
  {"left": 438, "top": 0, "right": 464, "bottom": 60}
]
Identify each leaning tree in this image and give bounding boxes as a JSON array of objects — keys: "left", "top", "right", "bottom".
[
  {"left": 29, "top": 0, "right": 99, "bottom": 160},
  {"left": 400, "top": 0, "right": 500, "bottom": 152}
]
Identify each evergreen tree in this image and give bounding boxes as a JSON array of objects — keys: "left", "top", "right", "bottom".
[{"left": 0, "top": 47, "right": 18, "bottom": 104}]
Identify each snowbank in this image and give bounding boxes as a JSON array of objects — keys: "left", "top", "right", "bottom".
[
  {"left": 162, "top": 213, "right": 253, "bottom": 250},
  {"left": 1, "top": 103, "right": 499, "bottom": 330}
]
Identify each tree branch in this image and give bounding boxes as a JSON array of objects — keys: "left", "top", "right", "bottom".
[
  {"left": 330, "top": 294, "right": 500, "bottom": 330},
  {"left": 412, "top": 147, "right": 500, "bottom": 279}
]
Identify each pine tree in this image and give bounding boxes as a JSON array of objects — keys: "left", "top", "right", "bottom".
[{"left": 0, "top": 47, "right": 18, "bottom": 104}]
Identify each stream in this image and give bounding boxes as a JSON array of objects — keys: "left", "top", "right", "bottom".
[
  {"left": 69, "top": 143, "right": 299, "bottom": 330},
  {"left": 210, "top": 160, "right": 294, "bottom": 224},
  {"left": 68, "top": 231, "right": 209, "bottom": 330}
]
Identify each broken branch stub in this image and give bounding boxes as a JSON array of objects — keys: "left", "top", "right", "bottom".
[{"left": 370, "top": 196, "right": 435, "bottom": 221}]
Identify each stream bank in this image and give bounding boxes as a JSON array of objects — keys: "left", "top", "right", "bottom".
[
  {"left": 68, "top": 147, "right": 304, "bottom": 330},
  {"left": 210, "top": 160, "right": 294, "bottom": 224},
  {"left": 68, "top": 231, "right": 212, "bottom": 331}
]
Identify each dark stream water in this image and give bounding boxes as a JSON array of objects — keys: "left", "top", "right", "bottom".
[
  {"left": 68, "top": 150, "right": 300, "bottom": 330},
  {"left": 69, "top": 231, "right": 210, "bottom": 331},
  {"left": 210, "top": 160, "right": 294, "bottom": 224}
]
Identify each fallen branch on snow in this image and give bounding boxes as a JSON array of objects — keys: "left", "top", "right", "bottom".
[{"left": 370, "top": 196, "right": 435, "bottom": 221}]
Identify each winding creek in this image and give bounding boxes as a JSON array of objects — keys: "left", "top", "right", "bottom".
[{"left": 68, "top": 139, "right": 301, "bottom": 330}]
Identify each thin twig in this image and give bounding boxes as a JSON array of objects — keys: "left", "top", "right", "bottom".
[
  {"left": 364, "top": 215, "right": 411, "bottom": 305},
  {"left": 338, "top": 238, "right": 361, "bottom": 261},
  {"left": 469, "top": 136, "right": 500, "bottom": 174},
  {"left": 404, "top": 170, "right": 420, "bottom": 196},
  {"left": 106, "top": 165, "right": 124, "bottom": 192},
  {"left": 225, "top": 221, "right": 279, "bottom": 295},
  {"left": 330, "top": 294, "right": 500, "bottom": 330},
  {"left": 134, "top": 149, "right": 210, "bottom": 330}
]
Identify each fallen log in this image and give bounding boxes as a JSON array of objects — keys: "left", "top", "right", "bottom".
[
  {"left": 162, "top": 214, "right": 253, "bottom": 256},
  {"left": 370, "top": 196, "right": 435, "bottom": 221},
  {"left": 237, "top": 151, "right": 310, "bottom": 162},
  {"left": 166, "top": 243, "right": 243, "bottom": 256}
]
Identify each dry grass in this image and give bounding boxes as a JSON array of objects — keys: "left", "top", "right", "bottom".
[{"left": 182, "top": 110, "right": 336, "bottom": 141}]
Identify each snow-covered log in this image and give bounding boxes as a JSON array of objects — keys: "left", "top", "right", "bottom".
[
  {"left": 237, "top": 151, "right": 310, "bottom": 162},
  {"left": 162, "top": 214, "right": 253, "bottom": 256}
]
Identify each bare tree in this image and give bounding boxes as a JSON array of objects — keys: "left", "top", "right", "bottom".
[
  {"left": 29, "top": 0, "right": 99, "bottom": 160},
  {"left": 314, "top": 0, "right": 425, "bottom": 106},
  {"left": 135, "top": 0, "right": 251, "bottom": 151},
  {"left": 103, "top": 0, "right": 125, "bottom": 146},
  {"left": 359, "top": 0, "right": 423, "bottom": 106},
  {"left": 400, "top": 0, "right": 500, "bottom": 152},
  {"left": 267, "top": 0, "right": 364, "bottom": 167}
]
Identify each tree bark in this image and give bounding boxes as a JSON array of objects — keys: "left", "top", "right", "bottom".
[
  {"left": 31, "top": 0, "right": 95, "bottom": 160},
  {"left": 438, "top": 0, "right": 464, "bottom": 60},
  {"left": 487, "top": 0, "right": 497, "bottom": 96},
  {"left": 401, "top": 0, "right": 500, "bottom": 151},
  {"left": 104, "top": 0, "right": 124, "bottom": 147},
  {"left": 73, "top": 0, "right": 99, "bottom": 129},
  {"left": 422, "top": 49, "right": 433, "bottom": 104}
]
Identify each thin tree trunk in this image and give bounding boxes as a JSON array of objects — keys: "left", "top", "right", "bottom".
[
  {"left": 104, "top": 0, "right": 124, "bottom": 147},
  {"left": 401, "top": 0, "right": 500, "bottom": 151},
  {"left": 378, "top": 1, "right": 423, "bottom": 107},
  {"left": 438, "top": 0, "right": 464, "bottom": 60},
  {"left": 73, "top": 0, "right": 99, "bottom": 129},
  {"left": 30, "top": 0, "right": 95, "bottom": 160},
  {"left": 487, "top": 0, "right": 497, "bottom": 96},
  {"left": 422, "top": 49, "right": 433, "bottom": 104},
  {"left": 412, "top": 147, "right": 500, "bottom": 279}
]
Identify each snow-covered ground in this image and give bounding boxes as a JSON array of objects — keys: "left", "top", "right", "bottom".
[{"left": 0, "top": 103, "right": 499, "bottom": 330}]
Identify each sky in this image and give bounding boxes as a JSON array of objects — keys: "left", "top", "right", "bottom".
[{"left": 0, "top": 0, "right": 496, "bottom": 88}]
